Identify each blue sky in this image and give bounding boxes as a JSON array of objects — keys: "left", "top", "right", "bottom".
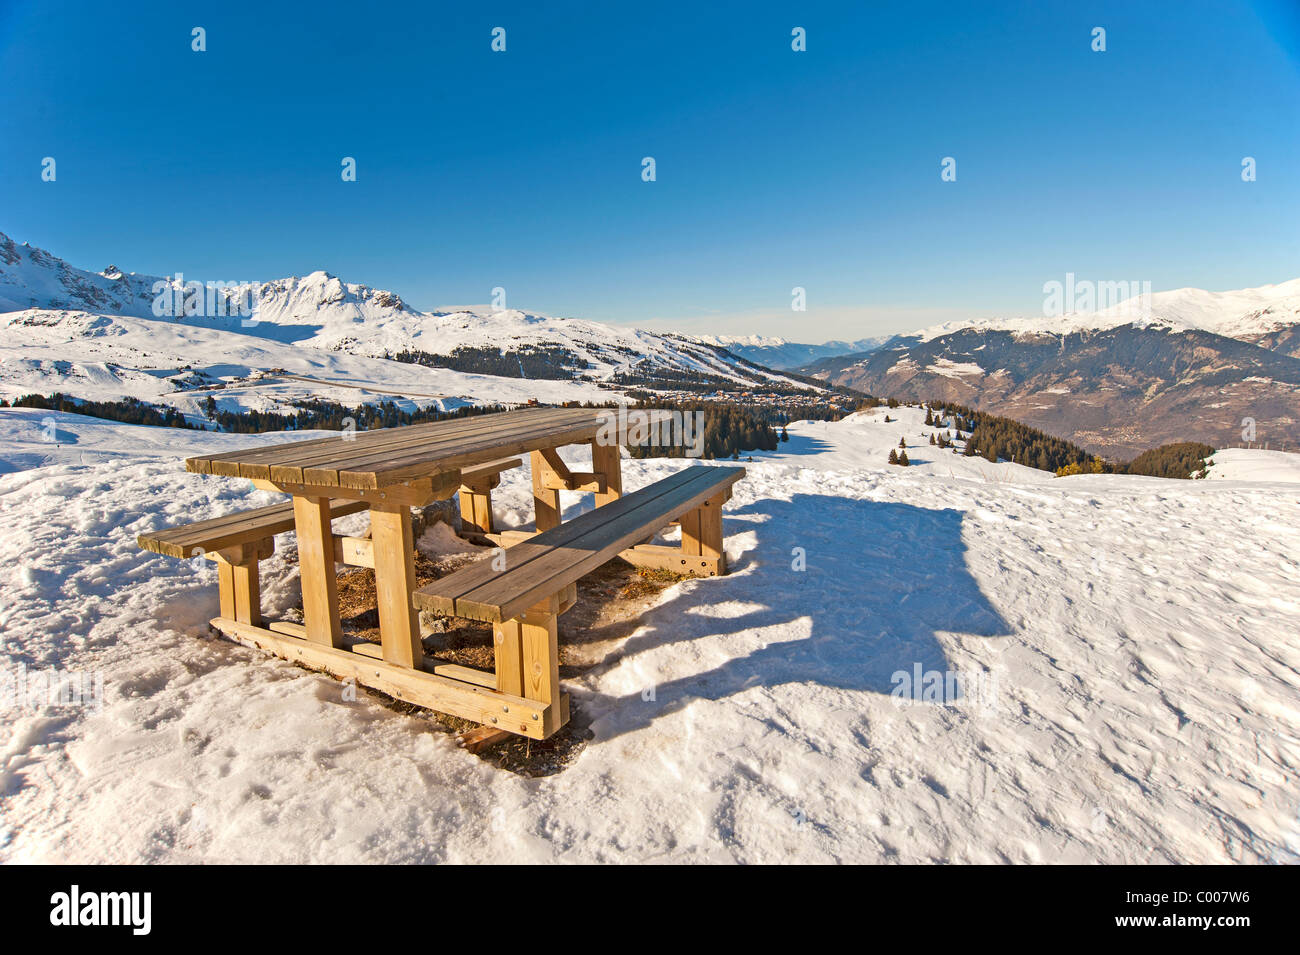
[{"left": 1, "top": 0, "right": 1298, "bottom": 340}]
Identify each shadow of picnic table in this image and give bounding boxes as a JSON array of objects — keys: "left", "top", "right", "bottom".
[{"left": 578, "top": 492, "right": 1011, "bottom": 740}]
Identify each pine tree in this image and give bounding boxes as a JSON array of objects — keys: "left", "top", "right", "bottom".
[
  {"left": 899, "top": 436, "right": 906, "bottom": 448},
  {"left": 929, "top": 433, "right": 936, "bottom": 445},
  {"left": 888, "top": 449, "right": 898, "bottom": 465},
  {"left": 898, "top": 450, "right": 909, "bottom": 466}
]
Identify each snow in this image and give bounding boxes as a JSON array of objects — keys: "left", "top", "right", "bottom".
[
  {"left": 0, "top": 308, "right": 617, "bottom": 420},
  {"left": 0, "top": 232, "right": 813, "bottom": 415},
  {"left": 1205, "top": 448, "right": 1300, "bottom": 484},
  {"left": 912, "top": 276, "right": 1300, "bottom": 342},
  {"left": 3, "top": 406, "right": 1298, "bottom": 863},
  {"left": 926, "top": 358, "right": 985, "bottom": 379}
]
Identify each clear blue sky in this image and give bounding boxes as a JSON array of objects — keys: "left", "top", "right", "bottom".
[{"left": 2, "top": 0, "right": 1298, "bottom": 340}]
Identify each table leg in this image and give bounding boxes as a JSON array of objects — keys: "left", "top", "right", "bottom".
[
  {"left": 530, "top": 450, "right": 562, "bottom": 531},
  {"left": 369, "top": 502, "right": 423, "bottom": 669},
  {"left": 458, "top": 475, "right": 498, "bottom": 537},
  {"left": 494, "top": 619, "right": 524, "bottom": 696},
  {"left": 590, "top": 439, "right": 622, "bottom": 507},
  {"left": 681, "top": 492, "right": 727, "bottom": 573},
  {"left": 292, "top": 495, "right": 342, "bottom": 647}
]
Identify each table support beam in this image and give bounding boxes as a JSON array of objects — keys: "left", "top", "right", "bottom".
[
  {"left": 590, "top": 440, "right": 623, "bottom": 507},
  {"left": 530, "top": 450, "right": 562, "bottom": 532},
  {"left": 292, "top": 495, "right": 342, "bottom": 647},
  {"left": 370, "top": 502, "right": 423, "bottom": 669}
]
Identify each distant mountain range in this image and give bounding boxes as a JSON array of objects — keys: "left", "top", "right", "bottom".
[
  {"left": 693, "top": 334, "right": 891, "bottom": 370},
  {"left": 802, "top": 281, "right": 1300, "bottom": 458},
  {"left": 0, "top": 231, "right": 819, "bottom": 416},
  {"left": 5, "top": 228, "right": 1298, "bottom": 458}
]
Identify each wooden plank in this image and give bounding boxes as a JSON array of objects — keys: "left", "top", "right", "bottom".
[
  {"left": 217, "top": 561, "right": 236, "bottom": 619},
  {"left": 486, "top": 529, "right": 538, "bottom": 547},
  {"left": 679, "top": 508, "right": 703, "bottom": 556},
  {"left": 252, "top": 408, "right": 580, "bottom": 485},
  {"left": 431, "top": 467, "right": 745, "bottom": 622},
  {"left": 696, "top": 492, "right": 726, "bottom": 570},
  {"left": 539, "top": 447, "right": 573, "bottom": 484},
  {"left": 460, "top": 456, "right": 522, "bottom": 482},
  {"left": 293, "top": 410, "right": 585, "bottom": 487},
  {"left": 457, "top": 726, "right": 514, "bottom": 754},
  {"left": 458, "top": 487, "right": 495, "bottom": 536},
  {"left": 232, "top": 561, "right": 261, "bottom": 625},
  {"left": 186, "top": 432, "right": 352, "bottom": 475},
  {"left": 193, "top": 409, "right": 561, "bottom": 476},
  {"left": 369, "top": 503, "right": 422, "bottom": 669},
  {"left": 196, "top": 408, "right": 584, "bottom": 483},
  {"left": 137, "top": 499, "right": 369, "bottom": 559},
  {"left": 210, "top": 617, "right": 554, "bottom": 738},
  {"left": 430, "top": 662, "right": 496, "bottom": 689},
  {"left": 520, "top": 610, "right": 561, "bottom": 736},
  {"left": 415, "top": 467, "right": 732, "bottom": 614},
  {"left": 530, "top": 450, "right": 563, "bottom": 532},
  {"left": 338, "top": 536, "right": 374, "bottom": 568},
  {"left": 292, "top": 496, "right": 342, "bottom": 648},
  {"left": 351, "top": 646, "right": 492, "bottom": 688},
  {"left": 493, "top": 619, "right": 524, "bottom": 696},
  {"left": 259, "top": 471, "right": 458, "bottom": 507},
  {"left": 590, "top": 440, "right": 623, "bottom": 507},
  {"left": 619, "top": 544, "right": 721, "bottom": 577},
  {"left": 459, "top": 468, "right": 744, "bottom": 621},
  {"left": 354, "top": 417, "right": 601, "bottom": 490},
  {"left": 539, "top": 471, "right": 606, "bottom": 493}
]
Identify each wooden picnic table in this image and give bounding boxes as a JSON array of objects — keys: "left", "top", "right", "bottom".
[
  {"left": 149, "top": 405, "right": 743, "bottom": 741},
  {"left": 184, "top": 407, "right": 623, "bottom": 669}
]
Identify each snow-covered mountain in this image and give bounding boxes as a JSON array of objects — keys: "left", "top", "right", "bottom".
[
  {"left": 0, "top": 231, "right": 821, "bottom": 420},
  {"left": 907, "top": 277, "right": 1300, "bottom": 346},
  {"left": 805, "top": 277, "right": 1300, "bottom": 458}
]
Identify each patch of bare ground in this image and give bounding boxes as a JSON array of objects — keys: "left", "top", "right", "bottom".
[{"left": 282, "top": 537, "right": 686, "bottom": 777}]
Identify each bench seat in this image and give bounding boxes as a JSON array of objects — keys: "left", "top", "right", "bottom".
[
  {"left": 415, "top": 465, "right": 745, "bottom": 623},
  {"left": 137, "top": 498, "right": 369, "bottom": 559},
  {"left": 138, "top": 497, "right": 370, "bottom": 627}
]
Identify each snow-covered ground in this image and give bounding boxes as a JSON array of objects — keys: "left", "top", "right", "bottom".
[
  {"left": 1205, "top": 447, "right": 1300, "bottom": 484},
  {"left": 0, "top": 307, "right": 618, "bottom": 421},
  {"left": 1, "top": 407, "right": 1298, "bottom": 863}
]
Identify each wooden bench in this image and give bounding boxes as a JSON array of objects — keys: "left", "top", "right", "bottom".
[
  {"left": 413, "top": 465, "right": 745, "bottom": 737},
  {"left": 138, "top": 498, "right": 369, "bottom": 626}
]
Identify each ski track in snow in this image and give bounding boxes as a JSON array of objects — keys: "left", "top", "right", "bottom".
[{"left": 1, "top": 408, "right": 1298, "bottom": 863}]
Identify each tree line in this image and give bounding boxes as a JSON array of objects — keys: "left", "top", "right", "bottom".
[{"left": 6, "top": 393, "right": 198, "bottom": 430}]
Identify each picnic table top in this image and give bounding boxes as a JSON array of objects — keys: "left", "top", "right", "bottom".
[{"left": 185, "top": 407, "right": 609, "bottom": 491}]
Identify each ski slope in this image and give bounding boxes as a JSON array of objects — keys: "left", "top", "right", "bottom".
[{"left": 1, "top": 408, "right": 1297, "bottom": 863}]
